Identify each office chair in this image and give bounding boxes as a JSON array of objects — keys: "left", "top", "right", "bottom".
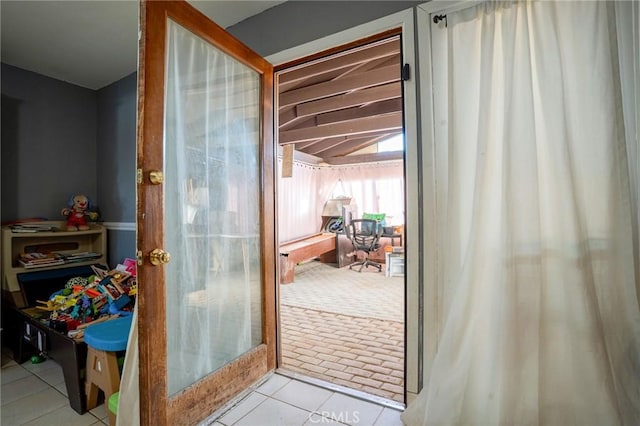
[{"left": 345, "top": 219, "right": 383, "bottom": 272}]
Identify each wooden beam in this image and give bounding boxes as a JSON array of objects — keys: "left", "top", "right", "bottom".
[
  {"left": 331, "top": 55, "right": 396, "bottom": 81},
  {"left": 315, "top": 134, "right": 393, "bottom": 158},
  {"left": 377, "top": 55, "right": 402, "bottom": 68},
  {"left": 324, "top": 151, "right": 404, "bottom": 165},
  {"left": 276, "top": 145, "right": 322, "bottom": 164},
  {"left": 278, "top": 107, "right": 297, "bottom": 127},
  {"left": 280, "top": 112, "right": 402, "bottom": 144},
  {"left": 296, "top": 82, "right": 401, "bottom": 117},
  {"left": 279, "top": 64, "right": 400, "bottom": 108},
  {"left": 280, "top": 115, "right": 315, "bottom": 131},
  {"left": 278, "top": 83, "right": 402, "bottom": 125},
  {"left": 316, "top": 98, "right": 403, "bottom": 126},
  {"left": 283, "top": 98, "right": 400, "bottom": 132},
  {"left": 295, "top": 136, "right": 349, "bottom": 152},
  {"left": 278, "top": 69, "right": 347, "bottom": 94},
  {"left": 301, "top": 135, "right": 375, "bottom": 155},
  {"left": 278, "top": 38, "right": 400, "bottom": 85}
]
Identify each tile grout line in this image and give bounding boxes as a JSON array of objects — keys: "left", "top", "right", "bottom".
[{"left": 2, "top": 357, "right": 105, "bottom": 424}]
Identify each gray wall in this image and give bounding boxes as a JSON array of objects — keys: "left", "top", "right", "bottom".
[
  {"left": 105, "top": 229, "right": 136, "bottom": 268},
  {"left": 228, "top": 1, "right": 422, "bottom": 57},
  {"left": 96, "top": 72, "right": 136, "bottom": 224},
  {"left": 96, "top": 72, "right": 138, "bottom": 265},
  {"left": 1, "top": 63, "right": 97, "bottom": 222},
  {"left": 1, "top": 63, "right": 137, "bottom": 265}
]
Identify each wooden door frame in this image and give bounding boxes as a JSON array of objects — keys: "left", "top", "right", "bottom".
[
  {"left": 267, "top": 7, "right": 420, "bottom": 402},
  {"left": 136, "top": 1, "right": 275, "bottom": 424}
]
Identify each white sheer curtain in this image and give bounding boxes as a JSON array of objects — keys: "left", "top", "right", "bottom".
[
  {"left": 320, "top": 162, "right": 404, "bottom": 226},
  {"left": 404, "top": 1, "right": 640, "bottom": 425},
  {"left": 163, "top": 20, "right": 262, "bottom": 395},
  {"left": 616, "top": 0, "right": 640, "bottom": 304},
  {"left": 277, "top": 159, "right": 323, "bottom": 242},
  {"left": 277, "top": 160, "right": 404, "bottom": 242}
]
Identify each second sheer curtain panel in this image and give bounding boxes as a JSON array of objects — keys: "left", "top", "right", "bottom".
[{"left": 404, "top": 1, "right": 640, "bottom": 425}]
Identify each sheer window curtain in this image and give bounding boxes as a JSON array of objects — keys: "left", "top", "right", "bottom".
[
  {"left": 277, "top": 160, "right": 324, "bottom": 242},
  {"left": 277, "top": 160, "right": 404, "bottom": 242},
  {"left": 403, "top": 1, "right": 640, "bottom": 425},
  {"left": 616, "top": 0, "right": 640, "bottom": 306},
  {"left": 320, "top": 163, "right": 405, "bottom": 226}
]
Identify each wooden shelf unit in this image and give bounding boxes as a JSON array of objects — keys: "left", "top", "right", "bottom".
[{"left": 1, "top": 221, "right": 107, "bottom": 307}]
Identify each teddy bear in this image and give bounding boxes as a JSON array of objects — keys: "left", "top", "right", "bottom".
[{"left": 61, "top": 194, "right": 99, "bottom": 231}]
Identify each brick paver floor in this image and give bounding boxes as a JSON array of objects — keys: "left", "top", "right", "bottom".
[{"left": 279, "top": 261, "right": 405, "bottom": 403}]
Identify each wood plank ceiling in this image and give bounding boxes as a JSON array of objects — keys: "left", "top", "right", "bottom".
[{"left": 277, "top": 36, "right": 403, "bottom": 165}]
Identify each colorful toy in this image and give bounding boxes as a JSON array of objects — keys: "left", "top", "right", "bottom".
[
  {"left": 34, "top": 267, "right": 136, "bottom": 335},
  {"left": 36, "top": 294, "right": 77, "bottom": 312},
  {"left": 61, "top": 194, "right": 99, "bottom": 231}
]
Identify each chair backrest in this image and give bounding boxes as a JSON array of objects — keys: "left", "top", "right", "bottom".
[{"left": 345, "top": 219, "right": 382, "bottom": 252}]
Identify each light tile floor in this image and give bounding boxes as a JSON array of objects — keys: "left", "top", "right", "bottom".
[
  {"left": 1, "top": 347, "right": 108, "bottom": 425},
  {"left": 203, "top": 373, "right": 404, "bottom": 426},
  {"left": 3, "top": 347, "right": 403, "bottom": 426}
]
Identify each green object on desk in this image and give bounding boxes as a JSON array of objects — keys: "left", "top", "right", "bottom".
[{"left": 362, "top": 212, "right": 386, "bottom": 223}]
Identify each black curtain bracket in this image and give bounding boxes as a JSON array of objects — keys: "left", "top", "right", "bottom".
[{"left": 433, "top": 14, "right": 447, "bottom": 26}]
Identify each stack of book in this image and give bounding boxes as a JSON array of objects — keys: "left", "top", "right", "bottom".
[
  {"left": 10, "top": 224, "right": 57, "bottom": 233},
  {"left": 18, "top": 252, "right": 65, "bottom": 268},
  {"left": 60, "top": 252, "right": 102, "bottom": 263},
  {"left": 17, "top": 251, "right": 102, "bottom": 268}
]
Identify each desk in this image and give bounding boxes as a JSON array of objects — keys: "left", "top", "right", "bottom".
[{"left": 381, "top": 232, "right": 403, "bottom": 247}]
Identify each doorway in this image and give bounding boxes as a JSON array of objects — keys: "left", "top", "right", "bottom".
[{"left": 274, "top": 35, "right": 406, "bottom": 405}]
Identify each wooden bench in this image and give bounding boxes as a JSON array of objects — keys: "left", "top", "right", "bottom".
[{"left": 279, "top": 233, "right": 336, "bottom": 284}]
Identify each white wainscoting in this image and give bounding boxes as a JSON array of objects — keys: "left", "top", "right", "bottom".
[{"left": 102, "top": 222, "right": 135, "bottom": 231}]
